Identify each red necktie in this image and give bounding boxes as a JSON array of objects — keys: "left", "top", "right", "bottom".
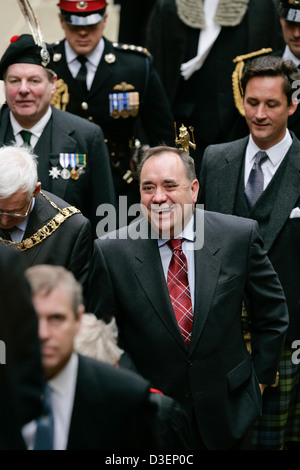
[{"left": 167, "top": 238, "right": 193, "bottom": 348}]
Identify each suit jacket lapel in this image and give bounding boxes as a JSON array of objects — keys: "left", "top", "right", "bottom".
[
  {"left": 46, "top": 107, "right": 79, "bottom": 199},
  {"left": 216, "top": 137, "right": 248, "bottom": 213},
  {"left": 130, "top": 220, "right": 188, "bottom": 350},
  {"left": 88, "top": 38, "right": 114, "bottom": 98},
  {"left": 190, "top": 210, "right": 221, "bottom": 354},
  {"left": 263, "top": 137, "right": 300, "bottom": 251}
]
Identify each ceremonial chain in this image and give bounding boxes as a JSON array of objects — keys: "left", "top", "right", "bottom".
[{"left": 0, "top": 191, "right": 81, "bottom": 251}]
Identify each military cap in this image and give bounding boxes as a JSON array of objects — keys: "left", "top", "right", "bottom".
[
  {"left": 59, "top": 0, "right": 107, "bottom": 26},
  {"left": 278, "top": 0, "right": 300, "bottom": 22},
  {"left": 0, "top": 34, "right": 54, "bottom": 80}
]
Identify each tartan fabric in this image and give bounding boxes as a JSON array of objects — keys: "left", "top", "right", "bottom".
[
  {"left": 167, "top": 238, "right": 193, "bottom": 348},
  {"left": 249, "top": 346, "right": 300, "bottom": 450}
]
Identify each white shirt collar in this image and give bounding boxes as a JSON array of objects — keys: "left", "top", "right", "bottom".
[
  {"left": 158, "top": 213, "right": 195, "bottom": 247},
  {"left": 10, "top": 107, "right": 52, "bottom": 139},
  {"left": 65, "top": 38, "right": 105, "bottom": 68},
  {"left": 48, "top": 352, "right": 78, "bottom": 397},
  {"left": 248, "top": 130, "right": 292, "bottom": 168},
  {"left": 282, "top": 45, "right": 300, "bottom": 67}
]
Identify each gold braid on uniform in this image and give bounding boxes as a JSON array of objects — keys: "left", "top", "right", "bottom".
[
  {"left": 0, "top": 191, "right": 81, "bottom": 251},
  {"left": 51, "top": 78, "right": 70, "bottom": 111},
  {"left": 232, "top": 48, "right": 273, "bottom": 117}
]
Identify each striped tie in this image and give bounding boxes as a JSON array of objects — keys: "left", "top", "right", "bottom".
[{"left": 167, "top": 238, "right": 193, "bottom": 348}]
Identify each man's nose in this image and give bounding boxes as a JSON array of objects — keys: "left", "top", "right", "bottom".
[
  {"left": 152, "top": 187, "right": 168, "bottom": 203},
  {"left": 255, "top": 104, "right": 267, "bottom": 120}
]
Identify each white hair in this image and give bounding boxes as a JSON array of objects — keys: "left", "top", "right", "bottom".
[{"left": 0, "top": 145, "right": 38, "bottom": 199}]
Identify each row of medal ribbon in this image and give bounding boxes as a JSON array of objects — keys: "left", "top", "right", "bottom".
[{"left": 49, "top": 153, "right": 87, "bottom": 180}]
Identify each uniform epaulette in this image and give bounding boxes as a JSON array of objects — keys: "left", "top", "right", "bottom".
[
  {"left": 112, "top": 42, "right": 151, "bottom": 57},
  {"left": 232, "top": 48, "right": 272, "bottom": 117}
]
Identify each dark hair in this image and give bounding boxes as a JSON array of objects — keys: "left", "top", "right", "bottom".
[
  {"left": 241, "top": 55, "right": 300, "bottom": 104},
  {"left": 138, "top": 145, "right": 197, "bottom": 182}
]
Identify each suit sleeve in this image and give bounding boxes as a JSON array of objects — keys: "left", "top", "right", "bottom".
[
  {"left": 86, "top": 240, "right": 140, "bottom": 373},
  {"left": 88, "top": 125, "right": 116, "bottom": 235},
  {"left": 245, "top": 222, "right": 289, "bottom": 384},
  {"left": 67, "top": 217, "right": 92, "bottom": 300}
]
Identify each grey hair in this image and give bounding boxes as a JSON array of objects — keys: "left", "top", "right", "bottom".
[
  {"left": 138, "top": 145, "right": 197, "bottom": 182},
  {"left": 0, "top": 145, "right": 38, "bottom": 199},
  {"left": 25, "top": 265, "right": 83, "bottom": 317}
]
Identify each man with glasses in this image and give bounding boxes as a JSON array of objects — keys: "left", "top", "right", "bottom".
[{"left": 0, "top": 145, "right": 92, "bottom": 297}]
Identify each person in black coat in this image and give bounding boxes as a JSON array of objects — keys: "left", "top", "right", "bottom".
[
  {"left": 0, "top": 145, "right": 91, "bottom": 296},
  {"left": 53, "top": 0, "right": 175, "bottom": 211},
  {"left": 146, "top": 0, "right": 284, "bottom": 175},
  {"left": 0, "top": 246, "right": 43, "bottom": 450}
]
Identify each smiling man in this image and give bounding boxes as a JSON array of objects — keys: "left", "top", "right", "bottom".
[
  {"left": 199, "top": 55, "right": 300, "bottom": 450},
  {"left": 0, "top": 33, "right": 115, "bottom": 238},
  {"left": 87, "top": 144, "right": 289, "bottom": 450}
]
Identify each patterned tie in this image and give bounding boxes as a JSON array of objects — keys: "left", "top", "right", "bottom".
[
  {"left": 244, "top": 150, "right": 268, "bottom": 209},
  {"left": 167, "top": 238, "right": 193, "bottom": 348},
  {"left": 76, "top": 55, "right": 88, "bottom": 93},
  {"left": 34, "top": 384, "right": 54, "bottom": 450},
  {"left": 20, "top": 130, "right": 32, "bottom": 146}
]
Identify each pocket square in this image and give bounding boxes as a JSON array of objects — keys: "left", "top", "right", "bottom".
[{"left": 289, "top": 207, "right": 300, "bottom": 218}]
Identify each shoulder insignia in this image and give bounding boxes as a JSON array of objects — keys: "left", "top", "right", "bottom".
[
  {"left": 232, "top": 48, "right": 272, "bottom": 117},
  {"left": 112, "top": 42, "right": 151, "bottom": 57}
]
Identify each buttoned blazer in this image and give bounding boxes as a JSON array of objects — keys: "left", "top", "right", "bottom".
[
  {"left": 0, "top": 105, "right": 115, "bottom": 237},
  {"left": 199, "top": 133, "right": 300, "bottom": 342},
  {"left": 52, "top": 37, "right": 175, "bottom": 147},
  {"left": 86, "top": 209, "right": 288, "bottom": 449},
  {"left": 67, "top": 354, "right": 192, "bottom": 450},
  {"left": 18, "top": 190, "right": 92, "bottom": 294}
]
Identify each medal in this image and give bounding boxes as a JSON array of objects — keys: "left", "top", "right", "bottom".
[
  {"left": 69, "top": 153, "right": 79, "bottom": 180},
  {"left": 49, "top": 167, "right": 61, "bottom": 179},
  {"left": 61, "top": 168, "right": 71, "bottom": 179},
  {"left": 71, "top": 167, "right": 79, "bottom": 180},
  {"left": 59, "top": 153, "right": 71, "bottom": 179}
]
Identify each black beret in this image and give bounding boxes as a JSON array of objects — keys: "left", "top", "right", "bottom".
[{"left": 0, "top": 34, "right": 54, "bottom": 80}]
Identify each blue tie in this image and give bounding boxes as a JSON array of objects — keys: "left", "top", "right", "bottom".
[
  {"left": 244, "top": 150, "right": 268, "bottom": 209},
  {"left": 34, "top": 384, "right": 54, "bottom": 450}
]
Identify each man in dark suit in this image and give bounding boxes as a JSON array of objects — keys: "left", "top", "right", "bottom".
[
  {"left": 146, "top": 0, "right": 284, "bottom": 175},
  {"left": 0, "top": 33, "right": 115, "bottom": 237},
  {"left": 199, "top": 55, "right": 300, "bottom": 450},
  {"left": 0, "top": 246, "right": 43, "bottom": 450},
  {"left": 23, "top": 264, "right": 192, "bottom": 450},
  {"left": 87, "top": 145, "right": 289, "bottom": 449},
  {"left": 52, "top": 0, "right": 175, "bottom": 209},
  {"left": 0, "top": 145, "right": 91, "bottom": 296}
]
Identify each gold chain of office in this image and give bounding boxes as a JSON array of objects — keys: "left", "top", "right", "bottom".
[{"left": 0, "top": 191, "right": 81, "bottom": 251}]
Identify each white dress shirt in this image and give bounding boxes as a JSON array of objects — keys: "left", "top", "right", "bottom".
[
  {"left": 22, "top": 353, "right": 78, "bottom": 450},
  {"left": 282, "top": 45, "right": 300, "bottom": 68},
  {"left": 65, "top": 38, "right": 105, "bottom": 90},
  {"left": 158, "top": 215, "right": 196, "bottom": 310},
  {"left": 244, "top": 130, "right": 293, "bottom": 189}
]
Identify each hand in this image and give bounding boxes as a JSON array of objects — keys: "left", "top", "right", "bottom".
[{"left": 259, "top": 383, "right": 267, "bottom": 395}]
